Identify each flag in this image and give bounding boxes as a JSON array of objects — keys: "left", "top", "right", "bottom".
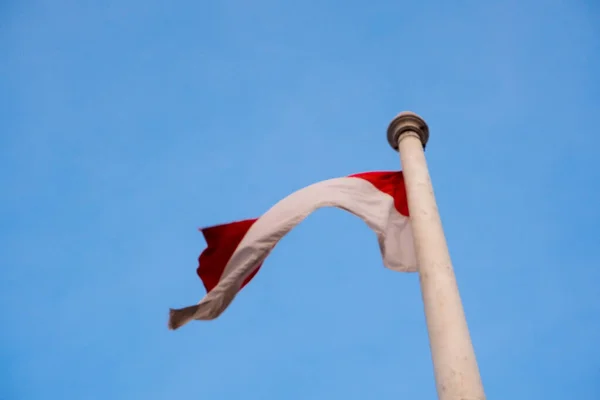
[{"left": 168, "top": 171, "right": 416, "bottom": 330}]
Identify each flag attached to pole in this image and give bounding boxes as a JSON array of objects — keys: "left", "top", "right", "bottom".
[{"left": 168, "top": 171, "right": 417, "bottom": 330}]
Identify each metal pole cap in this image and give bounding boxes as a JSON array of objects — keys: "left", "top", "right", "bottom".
[{"left": 387, "top": 111, "right": 429, "bottom": 151}]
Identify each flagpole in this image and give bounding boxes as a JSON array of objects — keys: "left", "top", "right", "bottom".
[{"left": 387, "top": 112, "right": 486, "bottom": 400}]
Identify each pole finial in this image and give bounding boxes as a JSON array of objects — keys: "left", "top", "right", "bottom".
[{"left": 387, "top": 111, "right": 429, "bottom": 151}]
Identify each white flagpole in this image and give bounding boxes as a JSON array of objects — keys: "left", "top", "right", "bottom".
[{"left": 387, "top": 112, "right": 486, "bottom": 400}]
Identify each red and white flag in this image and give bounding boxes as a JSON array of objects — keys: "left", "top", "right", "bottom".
[{"left": 168, "top": 171, "right": 416, "bottom": 330}]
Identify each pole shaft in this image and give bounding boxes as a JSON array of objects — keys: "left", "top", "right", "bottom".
[{"left": 397, "top": 132, "right": 485, "bottom": 400}]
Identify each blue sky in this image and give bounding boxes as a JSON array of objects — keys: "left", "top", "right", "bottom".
[{"left": 1, "top": 0, "right": 599, "bottom": 398}]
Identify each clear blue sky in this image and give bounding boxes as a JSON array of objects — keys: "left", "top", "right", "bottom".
[{"left": 2, "top": 1, "right": 599, "bottom": 399}]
